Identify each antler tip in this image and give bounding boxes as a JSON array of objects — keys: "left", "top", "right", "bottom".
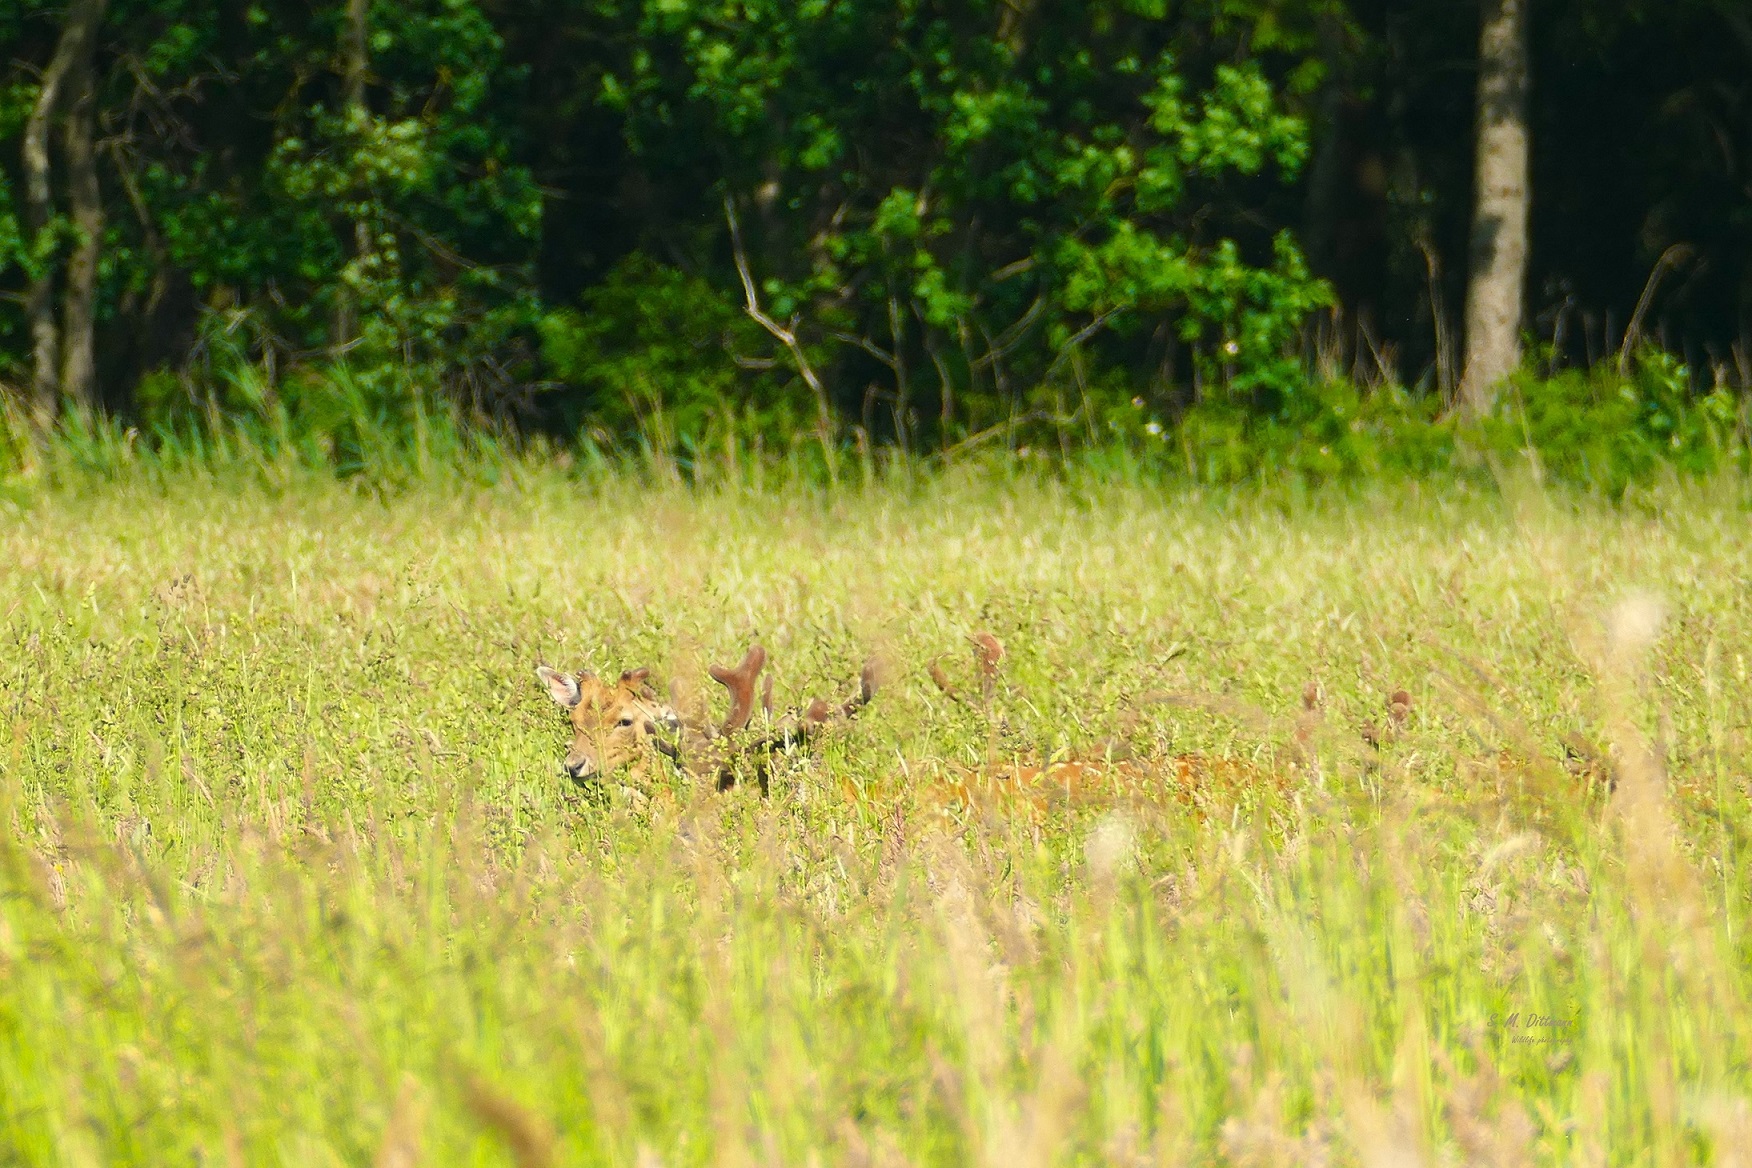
[
  {"left": 972, "top": 632, "right": 1004, "bottom": 672},
  {"left": 710, "top": 643, "right": 768, "bottom": 735}
]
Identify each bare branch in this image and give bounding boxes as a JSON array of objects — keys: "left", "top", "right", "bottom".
[
  {"left": 724, "top": 194, "right": 834, "bottom": 446},
  {"left": 1619, "top": 244, "right": 1696, "bottom": 372},
  {"left": 934, "top": 413, "right": 1051, "bottom": 461},
  {"left": 969, "top": 296, "right": 1045, "bottom": 371},
  {"left": 828, "top": 330, "right": 899, "bottom": 371}
]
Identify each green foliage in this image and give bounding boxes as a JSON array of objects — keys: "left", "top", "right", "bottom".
[
  {"left": 1174, "top": 377, "right": 1454, "bottom": 486},
  {"left": 1148, "top": 351, "right": 1745, "bottom": 493},
  {"left": 5, "top": 344, "right": 1747, "bottom": 499},
  {"left": 1485, "top": 350, "right": 1745, "bottom": 495},
  {"left": 538, "top": 254, "right": 811, "bottom": 454},
  {"left": 0, "top": 0, "right": 543, "bottom": 414},
  {"left": 0, "top": 231, "right": 25, "bottom": 366},
  {"left": 10, "top": 315, "right": 515, "bottom": 489},
  {"left": 605, "top": 0, "right": 1332, "bottom": 444},
  {"left": 259, "top": 10, "right": 545, "bottom": 369}
]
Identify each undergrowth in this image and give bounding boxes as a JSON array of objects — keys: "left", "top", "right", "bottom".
[{"left": 2, "top": 349, "right": 1746, "bottom": 499}]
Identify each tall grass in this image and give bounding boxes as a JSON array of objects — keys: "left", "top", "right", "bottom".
[{"left": 1, "top": 472, "right": 1749, "bottom": 1164}]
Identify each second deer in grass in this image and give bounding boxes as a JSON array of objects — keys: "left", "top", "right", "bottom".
[
  {"left": 912, "top": 632, "right": 1413, "bottom": 818},
  {"left": 537, "top": 645, "right": 878, "bottom": 791}
]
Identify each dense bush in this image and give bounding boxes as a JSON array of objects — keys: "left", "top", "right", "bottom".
[
  {"left": 4, "top": 344, "right": 1743, "bottom": 500},
  {"left": 537, "top": 255, "right": 812, "bottom": 456},
  {"left": 1483, "top": 351, "right": 1746, "bottom": 495}
]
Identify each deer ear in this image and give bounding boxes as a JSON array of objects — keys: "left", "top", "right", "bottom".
[{"left": 536, "top": 665, "right": 584, "bottom": 709}]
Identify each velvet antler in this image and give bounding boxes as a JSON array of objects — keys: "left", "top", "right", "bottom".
[
  {"left": 799, "top": 659, "right": 881, "bottom": 727},
  {"left": 931, "top": 632, "right": 1004, "bottom": 707},
  {"left": 709, "top": 645, "right": 768, "bottom": 735}
]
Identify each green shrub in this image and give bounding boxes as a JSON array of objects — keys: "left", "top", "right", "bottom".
[
  {"left": 1481, "top": 350, "right": 1744, "bottom": 495},
  {"left": 539, "top": 254, "right": 815, "bottom": 464},
  {"left": 5, "top": 333, "right": 1745, "bottom": 498},
  {"left": 1163, "top": 351, "right": 1746, "bottom": 494},
  {"left": 1173, "top": 378, "right": 1454, "bottom": 487},
  {"left": 127, "top": 314, "right": 477, "bottom": 484}
]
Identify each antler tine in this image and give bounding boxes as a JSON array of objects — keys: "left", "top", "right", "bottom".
[
  {"left": 818, "top": 657, "right": 883, "bottom": 723},
  {"left": 858, "top": 657, "right": 882, "bottom": 705},
  {"left": 928, "top": 655, "right": 965, "bottom": 704},
  {"left": 972, "top": 632, "right": 1004, "bottom": 704},
  {"left": 713, "top": 652, "right": 885, "bottom": 768},
  {"left": 773, "top": 657, "right": 881, "bottom": 743},
  {"left": 709, "top": 644, "right": 767, "bottom": 735},
  {"left": 838, "top": 656, "right": 882, "bottom": 717},
  {"left": 1364, "top": 690, "right": 1414, "bottom": 750}
]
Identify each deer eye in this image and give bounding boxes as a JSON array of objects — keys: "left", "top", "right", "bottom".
[{"left": 617, "top": 715, "right": 638, "bottom": 728}]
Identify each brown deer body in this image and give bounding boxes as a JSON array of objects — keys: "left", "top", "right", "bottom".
[
  {"left": 891, "top": 751, "right": 1291, "bottom": 822},
  {"left": 907, "top": 632, "right": 1412, "bottom": 819},
  {"left": 537, "top": 645, "right": 878, "bottom": 790}
]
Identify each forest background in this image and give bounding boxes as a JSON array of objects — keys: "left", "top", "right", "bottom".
[{"left": 1, "top": 0, "right": 1749, "bottom": 491}]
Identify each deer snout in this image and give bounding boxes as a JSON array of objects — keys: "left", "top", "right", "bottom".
[{"left": 563, "top": 751, "right": 599, "bottom": 781}]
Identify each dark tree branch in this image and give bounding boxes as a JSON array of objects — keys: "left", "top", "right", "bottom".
[{"left": 724, "top": 194, "right": 834, "bottom": 449}]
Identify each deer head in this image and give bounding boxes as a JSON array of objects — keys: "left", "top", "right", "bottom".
[
  {"left": 535, "top": 665, "right": 681, "bottom": 781},
  {"left": 537, "top": 645, "right": 880, "bottom": 789}
]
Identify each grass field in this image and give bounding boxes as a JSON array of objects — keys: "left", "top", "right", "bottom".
[{"left": 2, "top": 468, "right": 1750, "bottom": 1166}]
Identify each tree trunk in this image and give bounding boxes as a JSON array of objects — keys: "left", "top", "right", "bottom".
[
  {"left": 1458, "top": 0, "right": 1531, "bottom": 415},
  {"left": 334, "top": 0, "right": 370, "bottom": 352},
  {"left": 19, "top": 0, "right": 107, "bottom": 434},
  {"left": 59, "top": 16, "right": 106, "bottom": 415}
]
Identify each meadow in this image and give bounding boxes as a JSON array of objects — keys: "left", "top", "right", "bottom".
[{"left": 1, "top": 466, "right": 1750, "bottom": 1166}]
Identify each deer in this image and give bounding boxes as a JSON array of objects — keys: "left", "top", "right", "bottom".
[
  {"left": 906, "top": 632, "right": 1413, "bottom": 820},
  {"left": 536, "top": 645, "right": 879, "bottom": 791}
]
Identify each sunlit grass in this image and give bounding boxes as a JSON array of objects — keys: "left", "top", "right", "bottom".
[{"left": 1, "top": 468, "right": 1749, "bottom": 1165}]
